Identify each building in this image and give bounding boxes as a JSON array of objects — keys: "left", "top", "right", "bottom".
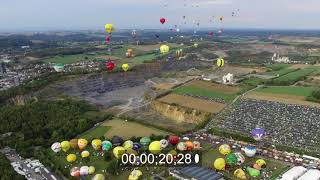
[
  {"left": 280, "top": 166, "right": 307, "bottom": 180},
  {"left": 222, "top": 73, "right": 234, "bottom": 84},
  {"left": 297, "top": 169, "right": 320, "bottom": 180},
  {"left": 168, "top": 166, "right": 224, "bottom": 180},
  {"left": 272, "top": 53, "right": 290, "bottom": 63}
]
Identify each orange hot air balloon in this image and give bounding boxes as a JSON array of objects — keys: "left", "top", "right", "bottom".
[
  {"left": 78, "top": 139, "right": 88, "bottom": 151},
  {"left": 69, "top": 139, "right": 78, "bottom": 149}
]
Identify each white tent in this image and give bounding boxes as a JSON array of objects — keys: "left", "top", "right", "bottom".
[
  {"left": 297, "top": 169, "right": 320, "bottom": 180},
  {"left": 281, "top": 166, "right": 307, "bottom": 180}
]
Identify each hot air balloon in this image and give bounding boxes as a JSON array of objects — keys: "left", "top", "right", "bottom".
[
  {"left": 226, "top": 153, "right": 238, "bottom": 166},
  {"left": 92, "top": 174, "right": 105, "bottom": 180},
  {"left": 234, "top": 168, "right": 247, "bottom": 179},
  {"left": 105, "top": 24, "right": 114, "bottom": 34},
  {"left": 160, "top": 45, "right": 170, "bottom": 54},
  {"left": 160, "top": 139, "right": 169, "bottom": 149},
  {"left": 251, "top": 128, "right": 265, "bottom": 141},
  {"left": 133, "top": 143, "right": 142, "bottom": 151},
  {"left": 91, "top": 139, "right": 102, "bottom": 151},
  {"left": 253, "top": 163, "right": 262, "bottom": 170},
  {"left": 177, "top": 142, "right": 187, "bottom": 151},
  {"left": 155, "top": 34, "right": 160, "bottom": 38},
  {"left": 122, "top": 64, "right": 129, "bottom": 72},
  {"left": 246, "top": 167, "right": 260, "bottom": 177},
  {"left": 256, "top": 159, "right": 266, "bottom": 168},
  {"left": 126, "top": 148, "right": 138, "bottom": 155},
  {"left": 193, "top": 141, "right": 201, "bottom": 150},
  {"left": 51, "top": 142, "right": 61, "bottom": 153},
  {"left": 105, "top": 35, "right": 110, "bottom": 42},
  {"left": 219, "top": 144, "right": 231, "bottom": 155},
  {"left": 209, "top": 32, "right": 214, "bottom": 37},
  {"left": 214, "top": 158, "right": 226, "bottom": 171},
  {"left": 53, "top": 63, "right": 64, "bottom": 72},
  {"left": 160, "top": 18, "right": 166, "bottom": 24},
  {"left": 88, "top": 166, "right": 95, "bottom": 175},
  {"left": 131, "top": 30, "right": 137, "bottom": 38},
  {"left": 102, "top": 140, "right": 112, "bottom": 151},
  {"left": 168, "top": 136, "right": 179, "bottom": 146},
  {"left": 81, "top": 150, "right": 90, "bottom": 158},
  {"left": 126, "top": 49, "right": 134, "bottom": 57},
  {"left": 112, "top": 136, "right": 124, "bottom": 146},
  {"left": 219, "top": 16, "right": 223, "bottom": 21},
  {"left": 217, "top": 58, "right": 225, "bottom": 67},
  {"left": 234, "top": 152, "right": 246, "bottom": 165},
  {"left": 113, "top": 146, "right": 126, "bottom": 159},
  {"left": 80, "top": 166, "right": 89, "bottom": 176},
  {"left": 78, "top": 139, "right": 88, "bottom": 151},
  {"left": 69, "top": 139, "right": 78, "bottom": 149},
  {"left": 106, "top": 61, "right": 115, "bottom": 72},
  {"left": 129, "top": 169, "right": 143, "bottom": 180},
  {"left": 193, "top": 43, "right": 199, "bottom": 48},
  {"left": 243, "top": 146, "right": 257, "bottom": 157},
  {"left": 66, "top": 154, "right": 77, "bottom": 163},
  {"left": 185, "top": 141, "right": 194, "bottom": 151},
  {"left": 149, "top": 141, "right": 161, "bottom": 154},
  {"left": 61, "top": 141, "right": 70, "bottom": 152},
  {"left": 123, "top": 140, "right": 134, "bottom": 150},
  {"left": 70, "top": 167, "right": 80, "bottom": 177},
  {"left": 140, "top": 137, "right": 151, "bottom": 147}
]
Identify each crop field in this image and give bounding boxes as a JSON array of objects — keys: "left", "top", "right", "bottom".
[
  {"left": 273, "top": 67, "right": 317, "bottom": 83},
  {"left": 256, "top": 86, "right": 316, "bottom": 97},
  {"left": 186, "top": 80, "right": 241, "bottom": 94},
  {"left": 262, "top": 68, "right": 296, "bottom": 76},
  {"left": 44, "top": 54, "right": 96, "bottom": 63},
  {"left": 102, "top": 119, "right": 169, "bottom": 139},
  {"left": 173, "top": 86, "right": 238, "bottom": 103},
  {"left": 158, "top": 94, "right": 226, "bottom": 113}
]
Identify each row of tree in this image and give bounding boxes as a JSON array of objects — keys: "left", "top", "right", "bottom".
[{"left": 0, "top": 153, "right": 25, "bottom": 180}]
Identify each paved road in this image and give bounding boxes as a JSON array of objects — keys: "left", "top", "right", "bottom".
[{"left": 1, "top": 147, "right": 60, "bottom": 180}]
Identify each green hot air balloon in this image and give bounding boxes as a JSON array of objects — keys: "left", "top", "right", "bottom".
[
  {"left": 226, "top": 153, "right": 238, "bottom": 166},
  {"left": 140, "top": 137, "right": 151, "bottom": 147},
  {"left": 246, "top": 167, "right": 261, "bottom": 177}
]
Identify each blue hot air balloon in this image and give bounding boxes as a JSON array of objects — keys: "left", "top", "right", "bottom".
[{"left": 251, "top": 128, "right": 265, "bottom": 141}]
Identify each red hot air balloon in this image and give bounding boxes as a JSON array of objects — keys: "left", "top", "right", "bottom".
[
  {"left": 160, "top": 18, "right": 166, "bottom": 24},
  {"left": 168, "top": 136, "right": 179, "bottom": 146},
  {"left": 209, "top": 32, "right": 214, "bottom": 37},
  {"left": 106, "top": 61, "right": 115, "bottom": 71},
  {"left": 105, "top": 35, "right": 110, "bottom": 42}
]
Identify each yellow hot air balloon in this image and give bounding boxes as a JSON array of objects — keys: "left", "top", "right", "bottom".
[
  {"left": 88, "top": 166, "right": 95, "bottom": 175},
  {"left": 92, "top": 139, "right": 102, "bottom": 151},
  {"left": 105, "top": 24, "right": 114, "bottom": 34},
  {"left": 122, "top": 64, "right": 129, "bottom": 72},
  {"left": 78, "top": 139, "right": 88, "bottom": 151},
  {"left": 160, "top": 45, "right": 170, "bottom": 54},
  {"left": 219, "top": 144, "right": 231, "bottom": 155},
  {"left": 217, "top": 58, "right": 225, "bottom": 67},
  {"left": 61, "top": 141, "right": 70, "bottom": 152},
  {"left": 92, "top": 174, "right": 105, "bottom": 180},
  {"left": 66, "top": 154, "right": 77, "bottom": 163},
  {"left": 256, "top": 159, "right": 266, "bottom": 168},
  {"left": 81, "top": 150, "right": 90, "bottom": 158},
  {"left": 123, "top": 140, "right": 133, "bottom": 150},
  {"left": 126, "top": 148, "right": 138, "bottom": 155},
  {"left": 214, "top": 158, "right": 226, "bottom": 171},
  {"left": 128, "top": 169, "right": 143, "bottom": 180},
  {"left": 234, "top": 168, "right": 247, "bottom": 179},
  {"left": 113, "top": 146, "right": 126, "bottom": 159},
  {"left": 149, "top": 141, "right": 161, "bottom": 154}
]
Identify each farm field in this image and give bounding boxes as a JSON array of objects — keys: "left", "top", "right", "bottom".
[
  {"left": 256, "top": 86, "right": 316, "bottom": 97},
  {"left": 44, "top": 54, "right": 96, "bottom": 63},
  {"left": 262, "top": 68, "right": 295, "bottom": 76},
  {"left": 173, "top": 86, "right": 238, "bottom": 103},
  {"left": 272, "top": 67, "right": 317, "bottom": 83},
  {"left": 102, "top": 119, "right": 169, "bottom": 139},
  {"left": 80, "top": 126, "right": 112, "bottom": 140},
  {"left": 186, "top": 80, "right": 241, "bottom": 94},
  {"left": 158, "top": 94, "right": 226, "bottom": 113}
]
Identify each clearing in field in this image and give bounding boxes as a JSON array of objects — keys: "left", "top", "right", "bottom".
[
  {"left": 102, "top": 119, "right": 169, "bottom": 139},
  {"left": 158, "top": 94, "right": 226, "bottom": 113},
  {"left": 186, "top": 80, "right": 240, "bottom": 94},
  {"left": 245, "top": 92, "right": 320, "bottom": 107}
]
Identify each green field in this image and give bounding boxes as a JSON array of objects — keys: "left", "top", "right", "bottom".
[
  {"left": 266, "top": 64, "right": 291, "bottom": 71},
  {"left": 273, "top": 67, "right": 317, "bottom": 83},
  {"left": 241, "top": 78, "right": 266, "bottom": 87},
  {"left": 173, "top": 86, "right": 238, "bottom": 103},
  {"left": 256, "top": 86, "right": 316, "bottom": 97},
  {"left": 201, "top": 146, "right": 290, "bottom": 180},
  {"left": 262, "top": 68, "right": 296, "bottom": 76},
  {"left": 44, "top": 54, "right": 96, "bottom": 63},
  {"left": 80, "top": 126, "right": 112, "bottom": 140}
]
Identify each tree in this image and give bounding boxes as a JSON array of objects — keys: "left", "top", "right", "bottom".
[{"left": 106, "top": 159, "right": 119, "bottom": 175}]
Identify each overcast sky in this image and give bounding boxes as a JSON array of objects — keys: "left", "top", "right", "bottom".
[{"left": 1, "top": 0, "right": 320, "bottom": 31}]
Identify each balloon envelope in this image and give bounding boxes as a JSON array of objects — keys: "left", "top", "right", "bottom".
[
  {"left": 80, "top": 166, "right": 89, "bottom": 176},
  {"left": 140, "top": 137, "right": 151, "bottom": 147},
  {"left": 113, "top": 146, "right": 126, "bottom": 159},
  {"left": 219, "top": 144, "right": 231, "bottom": 155},
  {"left": 226, "top": 153, "right": 238, "bottom": 166},
  {"left": 193, "top": 141, "right": 201, "bottom": 150},
  {"left": 123, "top": 140, "right": 134, "bottom": 150},
  {"left": 88, "top": 166, "right": 95, "bottom": 175},
  {"left": 234, "top": 168, "right": 247, "bottom": 179},
  {"left": 243, "top": 146, "right": 257, "bottom": 157},
  {"left": 112, "top": 136, "right": 124, "bottom": 146},
  {"left": 168, "top": 135, "right": 179, "bottom": 145},
  {"left": 105, "top": 24, "right": 114, "bottom": 34},
  {"left": 129, "top": 169, "right": 143, "bottom": 180},
  {"left": 251, "top": 128, "right": 265, "bottom": 141},
  {"left": 102, "top": 140, "right": 112, "bottom": 151},
  {"left": 70, "top": 167, "right": 80, "bottom": 177},
  {"left": 217, "top": 58, "right": 225, "bottom": 67},
  {"left": 177, "top": 142, "right": 187, "bottom": 151},
  {"left": 160, "top": 45, "right": 170, "bottom": 54},
  {"left": 185, "top": 141, "right": 194, "bottom": 151},
  {"left": 214, "top": 158, "right": 226, "bottom": 171},
  {"left": 92, "top": 174, "right": 105, "bottom": 180},
  {"left": 78, "top": 139, "right": 88, "bottom": 150},
  {"left": 256, "top": 159, "right": 266, "bottom": 168},
  {"left": 133, "top": 143, "right": 142, "bottom": 151},
  {"left": 106, "top": 61, "right": 115, "bottom": 72},
  {"left": 81, "top": 151, "right": 90, "bottom": 158},
  {"left": 66, "top": 154, "right": 77, "bottom": 163},
  {"left": 160, "top": 139, "right": 169, "bottom": 149},
  {"left": 51, "top": 142, "right": 61, "bottom": 153},
  {"left": 92, "top": 139, "right": 102, "bottom": 151},
  {"left": 122, "top": 64, "right": 129, "bottom": 72},
  {"left": 234, "top": 152, "right": 246, "bottom": 165},
  {"left": 160, "top": 18, "right": 166, "bottom": 24},
  {"left": 69, "top": 139, "right": 78, "bottom": 149},
  {"left": 60, "top": 141, "right": 70, "bottom": 152},
  {"left": 246, "top": 167, "right": 261, "bottom": 177},
  {"left": 149, "top": 141, "right": 161, "bottom": 154}
]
